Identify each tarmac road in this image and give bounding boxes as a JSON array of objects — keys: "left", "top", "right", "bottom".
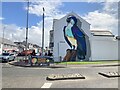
[{"left": 2, "top": 62, "right": 119, "bottom": 88}]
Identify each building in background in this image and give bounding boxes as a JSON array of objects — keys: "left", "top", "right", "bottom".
[
  {"left": 0, "top": 38, "right": 41, "bottom": 55},
  {"left": 30, "top": 44, "right": 41, "bottom": 54},
  {"left": 14, "top": 41, "right": 25, "bottom": 52},
  {"left": 0, "top": 37, "right": 17, "bottom": 54},
  {"left": 52, "top": 12, "right": 91, "bottom": 61},
  {"left": 14, "top": 41, "right": 41, "bottom": 54},
  {"left": 51, "top": 12, "right": 119, "bottom": 62},
  {"left": 91, "top": 30, "right": 118, "bottom": 61},
  {"left": 49, "top": 30, "right": 54, "bottom": 51}
]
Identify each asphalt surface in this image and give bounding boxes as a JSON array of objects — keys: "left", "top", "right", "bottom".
[{"left": 2, "top": 62, "right": 119, "bottom": 88}]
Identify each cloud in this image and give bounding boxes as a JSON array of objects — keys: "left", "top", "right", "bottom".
[
  {"left": 26, "top": 1, "right": 66, "bottom": 47},
  {"left": 0, "top": 24, "right": 26, "bottom": 42},
  {"left": 85, "top": 0, "right": 119, "bottom": 2},
  {"left": 82, "top": 2, "right": 118, "bottom": 35},
  {"left": 28, "top": 14, "right": 65, "bottom": 47},
  {"left": 102, "top": 2, "right": 118, "bottom": 17},
  {"left": 0, "top": 15, "right": 66, "bottom": 48},
  {"left": 0, "top": 17, "right": 4, "bottom": 20},
  {"left": 28, "top": 1, "right": 119, "bottom": 39},
  {"left": 28, "top": 0, "right": 63, "bottom": 17},
  {"left": 0, "top": 23, "right": 42, "bottom": 46}
]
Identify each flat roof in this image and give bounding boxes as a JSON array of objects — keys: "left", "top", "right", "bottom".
[
  {"left": 0, "top": 37, "right": 16, "bottom": 46},
  {"left": 91, "top": 30, "right": 114, "bottom": 37}
]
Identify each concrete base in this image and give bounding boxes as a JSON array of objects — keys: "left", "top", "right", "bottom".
[
  {"left": 98, "top": 72, "right": 120, "bottom": 78},
  {"left": 46, "top": 73, "right": 85, "bottom": 80}
]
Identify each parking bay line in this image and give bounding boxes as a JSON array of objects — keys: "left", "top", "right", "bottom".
[{"left": 41, "top": 83, "right": 52, "bottom": 88}]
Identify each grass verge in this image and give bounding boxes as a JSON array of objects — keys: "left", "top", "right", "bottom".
[{"left": 55, "top": 60, "right": 120, "bottom": 65}]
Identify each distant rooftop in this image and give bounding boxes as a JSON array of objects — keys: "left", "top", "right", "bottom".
[
  {"left": 0, "top": 37, "right": 16, "bottom": 46},
  {"left": 14, "top": 41, "right": 41, "bottom": 48},
  {"left": 91, "top": 30, "right": 114, "bottom": 37}
]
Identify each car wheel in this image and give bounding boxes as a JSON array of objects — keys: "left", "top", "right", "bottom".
[
  {"left": 12, "top": 57, "right": 15, "bottom": 61},
  {"left": 7, "top": 58, "right": 9, "bottom": 62}
]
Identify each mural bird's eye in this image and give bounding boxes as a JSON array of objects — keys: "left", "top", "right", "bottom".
[{"left": 66, "top": 18, "right": 71, "bottom": 23}]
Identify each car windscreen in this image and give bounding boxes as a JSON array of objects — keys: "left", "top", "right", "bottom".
[{"left": 2, "top": 53, "right": 9, "bottom": 56}]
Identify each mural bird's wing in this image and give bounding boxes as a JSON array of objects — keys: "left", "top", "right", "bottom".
[{"left": 72, "top": 26, "right": 87, "bottom": 55}]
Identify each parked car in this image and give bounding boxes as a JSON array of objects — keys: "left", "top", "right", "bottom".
[{"left": 0, "top": 53, "right": 15, "bottom": 62}]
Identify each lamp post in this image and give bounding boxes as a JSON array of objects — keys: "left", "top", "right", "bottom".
[
  {"left": 25, "top": 0, "right": 29, "bottom": 60},
  {"left": 2, "top": 26, "right": 5, "bottom": 54},
  {"left": 42, "top": 7, "right": 45, "bottom": 56}
]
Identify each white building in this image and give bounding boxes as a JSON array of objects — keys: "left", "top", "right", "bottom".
[
  {"left": 0, "top": 37, "right": 18, "bottom": 54},
  {"left": 91, "top": 30, "right": 118, "bottom": 61},
  {"left": 14, "top": 41, "right": 41, "bottom": 53},
  {"left": 50, "top": 12, "right": 119, "bottom": 62}
]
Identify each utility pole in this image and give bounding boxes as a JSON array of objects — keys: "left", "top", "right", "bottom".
[
  {"left": 25, "top": 0, "right": 29, "bottom": 60},
  {"left": 42, "top": 7, "right": 45, "bottom": 56}
]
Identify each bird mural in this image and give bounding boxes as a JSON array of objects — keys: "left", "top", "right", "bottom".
[{"left": 63, "top": 15, "right": 87, "bottom": 60}]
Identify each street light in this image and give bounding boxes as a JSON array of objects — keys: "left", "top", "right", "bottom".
[
  {"left": 42, "top": 7, "right": 45, "bottom": 56},
  {"left": 25, "top": 0, "right": 29, "bottom": 60}
]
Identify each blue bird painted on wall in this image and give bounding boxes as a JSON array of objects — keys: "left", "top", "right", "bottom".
[{"left": 63, "top": 15, "right": 87, "bottom": 60}]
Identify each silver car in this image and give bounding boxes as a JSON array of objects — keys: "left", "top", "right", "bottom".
[{"left": 0, "top": 53, "right": 15, "bottom": 62}]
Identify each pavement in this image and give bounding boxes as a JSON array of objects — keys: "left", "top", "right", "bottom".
[
  {"left": 8, "top": 60, "right": 120, "bottom": 68},
  {"left": 8, "top": 60, "right": 68, "bottom": 69},
  {"left": 8, "top": 60, "right": 31, "bottom": 67}
]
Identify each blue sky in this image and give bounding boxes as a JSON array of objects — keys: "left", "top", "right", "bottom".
[
  {"left": 2, "top": 2, "right": 103, "bottom": 27},
  {"left": 60, "top": 2, "right": 103, "bottom": 15},
  {"left": 1, "top": 1, "right": 118, "bottom": 46},
  {"left": 2, "top": 2, "right": 40, "bottom": 27}
]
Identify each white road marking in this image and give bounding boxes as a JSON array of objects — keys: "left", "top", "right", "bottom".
[{"left": 41, "top": 83, "right": 52, "bottom": 88}]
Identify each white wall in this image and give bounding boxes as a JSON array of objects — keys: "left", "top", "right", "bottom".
[
  {"left": 91, "top": 36, "right": 118, "bottom": 60},
  {"left": 0, "top": 44, "right": 2, "bottom": 54},
  {"left": 118, "top": 40, "right": 120, "bottom": 60},
  {"left": 53, "top": 13, "right": 91, "bottom": 62},
  {"left": 53, "top": 18, "right": 69, "bottom": 61}
]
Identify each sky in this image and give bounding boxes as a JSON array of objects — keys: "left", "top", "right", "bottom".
[{"left": 0, "top": 0, "right": 119, "bottom": 47}]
